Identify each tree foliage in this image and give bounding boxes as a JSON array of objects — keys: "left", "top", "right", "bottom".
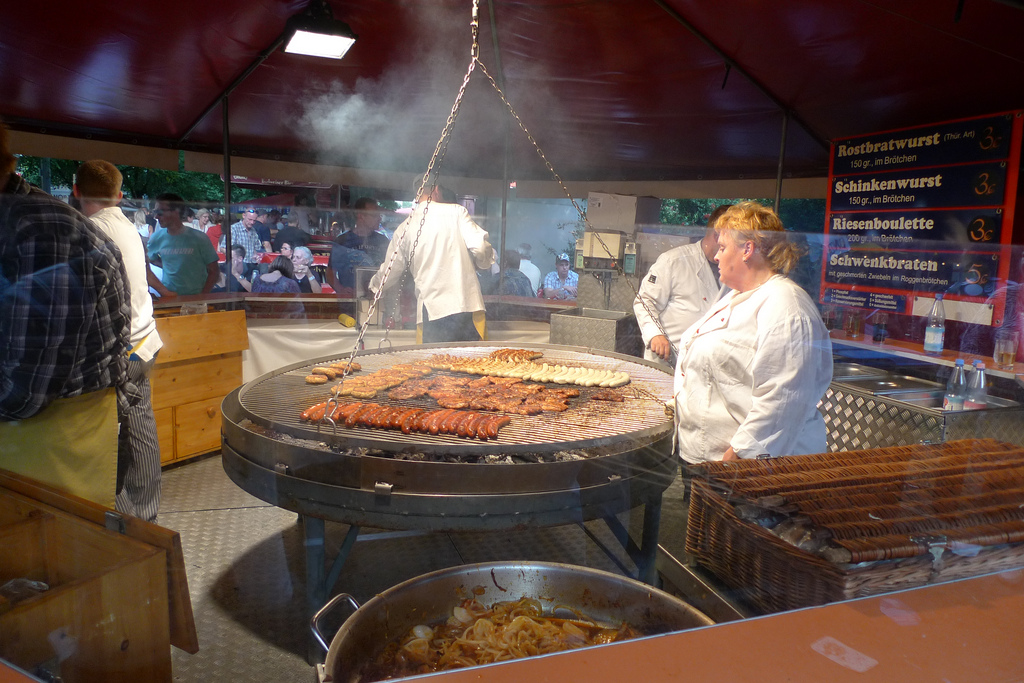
[
  {"left": 661, "top": 197, "right": 825, "bottom": 234},
  {"left": 14, "top": 154, "right": 270, "bottom": 206}
]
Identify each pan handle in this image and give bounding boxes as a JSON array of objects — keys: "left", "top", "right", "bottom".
[{"left": 310, "top": 593, "right": 361, "bottom": 653}]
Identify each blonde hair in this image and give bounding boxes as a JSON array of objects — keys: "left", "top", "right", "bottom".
[{"left": 715, "top": 201, "right": 803, "bottom": 275}]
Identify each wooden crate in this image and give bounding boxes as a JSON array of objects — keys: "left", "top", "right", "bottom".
[
  {"left": 0, "top": 471, "right": 198, "bottom": 682},
  {"left": 152, "top": 309, "right": 247, "bottom": 464}
]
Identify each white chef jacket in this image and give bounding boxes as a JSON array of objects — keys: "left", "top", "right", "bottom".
[
  {"left": 633, "top": 241, "right": 720, "bottom": 364},
  {"left": 88, "top": 207, "right": 163, "bottom": 361},
  {"left": 369, "top": 202, "right": 494, "bottom": 324},
  {"left": 674, "top": 275, "right": 832, "bottom": 463}
]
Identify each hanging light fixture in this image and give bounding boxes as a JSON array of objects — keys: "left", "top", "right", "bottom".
[{"left": 284, "top": 0, "right": 358, "bottom": 60}]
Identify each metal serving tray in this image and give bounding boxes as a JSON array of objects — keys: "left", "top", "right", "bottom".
[
  {"left": 831, "top": 362, "right": 888, "bottom": 381},
  {"left": 834, "top": 374, "right": 942, "bottom": 395}
]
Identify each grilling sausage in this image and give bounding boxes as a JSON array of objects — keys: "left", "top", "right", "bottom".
[
  {"left": 476, "top": 415, "right": 495, "bottom": 440},
  {"left": 463, "top": 413, "right": 486, "bottom": 439},
  {"left": 454, "top": 411, "right": 477, "bottom": 437},
  {"left": 492, "top": 415, "right": 512, "bottom": 437},
  {"left": 440, "top": 410, "right": 464, "bottom": 435},
  {"left": 361, "top": 405, "right": 388, "bottom": 427},
  {"left": 345, "top": 403, "right": 377, "bottom": 428},
  {"left": 414, "top": 410, "right": 437, "bottom": 433},
  {"left": 428, "top": 409, "right": 452, "bottom": 436},
  {"left": 400, "top": 409, "right": 425, "bottom": 434},
  {"left": 301, "top": 401, "right": 329, "bottom": 421}
]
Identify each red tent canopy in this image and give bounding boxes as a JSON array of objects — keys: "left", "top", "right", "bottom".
[{"left": 2, "top": 1, "right": 1023, "bottom": 182}]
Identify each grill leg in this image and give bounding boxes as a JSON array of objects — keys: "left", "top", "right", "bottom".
[
  {"left": 637, "top": 495, "right": 663, "bottom": 586},
  {"left": 304, "top": 515, "right": 327, "bottom": 665}
]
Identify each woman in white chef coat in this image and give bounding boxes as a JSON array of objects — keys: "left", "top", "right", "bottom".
[{"left": 674, "top": 202, "right": 832, "bottom": 463}]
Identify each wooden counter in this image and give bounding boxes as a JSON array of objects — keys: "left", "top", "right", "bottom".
[{"left": 152, "top": 309, "right": 248, "bottom": 465}]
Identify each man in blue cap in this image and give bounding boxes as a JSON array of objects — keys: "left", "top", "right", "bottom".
[{"left": 542, "top": 252, "right": 579, "bottom": 300}]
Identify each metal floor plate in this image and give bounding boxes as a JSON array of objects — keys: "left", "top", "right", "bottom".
[{"left": 161, "top": 454, "right": 661, "bottom": 682}]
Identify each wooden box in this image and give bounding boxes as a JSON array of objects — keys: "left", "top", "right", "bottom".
[
  {"left": 152, "top": 309, "right": 248, "bottom": 464},
  {"left": 0, "top": 471, "right": 198, "bottom": 682}
]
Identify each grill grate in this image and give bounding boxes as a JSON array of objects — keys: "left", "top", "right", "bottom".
[{"left": 238, "top": 345, "right": 673, "bottom": 454}]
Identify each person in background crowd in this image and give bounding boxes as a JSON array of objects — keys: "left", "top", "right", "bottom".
[
  {"left": 73, "top": 160, "right": 164, "bottom": 522},
  {"left": 517, "top": 242, "right": 542, "bottom": 293},
  {"left": 329, "top": 243, "right": 374, "bottom": 295},
  {"left": 291, "top": 245, "right": 322, "bottom": 293},
  {"left": 335, "top": 197, "right": 390, "bottom": 266},
  {"left": 213, "top": 244, "right": 252, "bottom": 293},
  {"left": 266, "top": 209, "right": 284, "bottom": 232},
  {"left": 542, "top": 252, "right": 579, "bottom": 300},
  {"left": 148, "top": 192, "right": 220, "bottom": 296},
  {"left": 251, "top": 255, "right": 301, "bottom": 294},
  {"left": 633, "top": 204, "right": 730, "bottom": 367},
  {"left": 369, "top": 180, "right": 493, "bottom": 343},
  {"left": 134, "top": 208, "right": 152, "bottom": 241},
  {"left": 222, "top": 207, "right": 266, "bottom": 272},
  {"left": 204, "top": 211, "right": 223, "bottom": 251},
  {"left": 271, "top": 211, "right": 312, "bottom": 251},
  {"left": 674, "top": 201, "right": 832, "bottom": 463},
  {"left": 498, "top": 249, "right": 536, "bottom": 298},
  {"left": 293, "top": 195, "right": 318, "bottom": 232},
  {"left": 254, "top": 210, "right": 274, "bottom": 251},
  {"left": 0, "top": 122, "right": 132, "bottom": 507},
  {"left": 195, "top": 208, "right": 213, "bottom": 233},
  {"left": 477, "top": 246, "right": 501, "bottom": 295},
  {"left": 185, "top": 207, "right": 198, "bottom": 229}
]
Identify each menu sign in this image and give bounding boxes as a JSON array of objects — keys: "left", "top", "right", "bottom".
[{"left": 821, "top": 111, "right": 1022, "bottom": 323}]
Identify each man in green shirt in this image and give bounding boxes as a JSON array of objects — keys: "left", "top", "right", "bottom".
[{"left": 147, "top": 193, "right": 219, "bottom": 296}]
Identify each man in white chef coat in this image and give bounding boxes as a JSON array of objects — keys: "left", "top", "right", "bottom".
[
  {"left": 633, "top": 204, "right": 730, "bottom": 367},
  {"left": 369, "top": 181, "right": 494, "bottom": 343}
]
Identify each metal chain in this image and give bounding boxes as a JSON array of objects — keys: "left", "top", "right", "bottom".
[
  {"left": 322, "top": 0, "right": 678, "bottom": 427},
  {"left": 474, "top": 59, "right": 678, "bottom": 356},
  {"left": 322, "top": 0, "right": 482, "bottom": 424}
]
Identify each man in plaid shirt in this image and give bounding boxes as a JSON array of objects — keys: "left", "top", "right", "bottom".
[
  {"left": 221, "top": 207, "right": 266, "bottom": 274},
  {"left": 0, "top": 123, "right": 131, "bottom": 506}
]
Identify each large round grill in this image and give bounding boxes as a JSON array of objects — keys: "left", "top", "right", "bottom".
[
  {"left": 233, "top": 342, "right": 673, "bottom": 455},
  {"left": 221, "top": 342, "right": 677, "bottom": 533}
]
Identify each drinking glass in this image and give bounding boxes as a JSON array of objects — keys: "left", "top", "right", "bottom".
[
  {"left": 844, "top": 309, "right": 863, "bottom": 339},
  {"left": 993, "top": 329, "right": 1019, "bottom": 370}
]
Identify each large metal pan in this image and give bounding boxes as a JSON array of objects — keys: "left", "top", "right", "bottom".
[{"left": 312, "top": 561, "right": 714, "bottom": 683}]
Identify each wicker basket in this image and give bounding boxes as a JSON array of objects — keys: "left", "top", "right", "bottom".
[{"left": 684, "top": 438, "right": 1024, "bottom": 613}]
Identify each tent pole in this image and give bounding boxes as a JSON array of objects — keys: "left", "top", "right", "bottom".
[
  {"left": 489, "top": 0, "right": 511, "bottom": 298},
  {"left": 223, "top": 96, "right": 235, "bottom": 308},
  {"left": 179, "top": 33, "right": 288, "bottom": 145},
  {"left": 774, "top": 112, "right": 788, "bottom": 213}
]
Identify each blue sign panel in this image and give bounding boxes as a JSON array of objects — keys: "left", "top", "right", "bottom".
[
  {"left": 825, "top": 248, "right": 1001, "bottom": 296},
  {"left": 830, "top": 162, "right": 1008, "bottom": 211},
  {"left": 828, "top": 208, "right": 1003, "bottom": 246},
  {"left": 831, "top": 113, "right": 1015, "bottom": 174}
]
